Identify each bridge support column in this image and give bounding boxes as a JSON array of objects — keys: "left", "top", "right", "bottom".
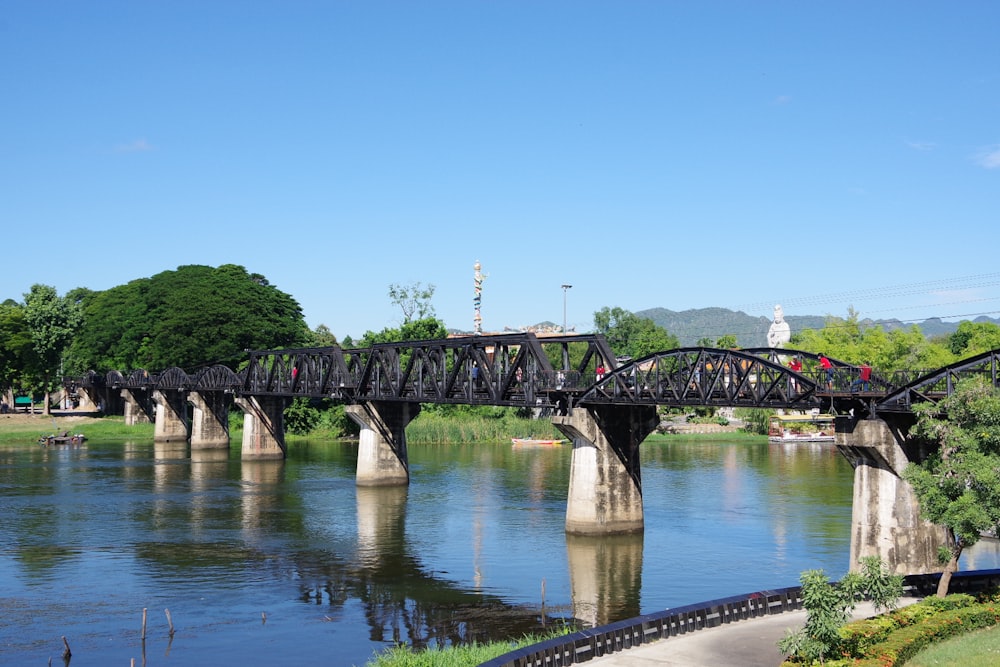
[
  {"left": 121, "top": 389, "right": 153, "bottom": 425},
  {"left": 838, "top": 418, "right": 946, "bottom": 574},
  {"left": 152, "top": 389, "right": 190, "bottom": 443},
  {"left": 76, "top": 387, "right": 100, "bottom": 412},
  {"left": 188, "top": 391, "right": 231, "bottom": 450},
  {"left": 553, "top": 405, "right": 658, "bottom": 535},
  {"left": 346, "top": 402, "right": 420, "bottom": 487},
  {"left": 235, "top": 396, "right": 289, "bottom": 460}
]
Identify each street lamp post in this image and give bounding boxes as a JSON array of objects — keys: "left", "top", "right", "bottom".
[{"left": 561, "top": 284, "right": 572, "bottom": 333}]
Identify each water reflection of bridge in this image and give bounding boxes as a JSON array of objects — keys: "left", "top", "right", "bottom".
[
  {"left": 69, "top": 337, "right": 1000, "bottom": 576},
  {"left": 131, "top": 454, "right": 638, "bottom": 645}
]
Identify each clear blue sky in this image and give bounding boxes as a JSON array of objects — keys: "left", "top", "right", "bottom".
[{"left": 3, "top": 2, "right": 998, "bottom": 341}]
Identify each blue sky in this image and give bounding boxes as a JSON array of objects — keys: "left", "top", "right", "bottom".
[{"left": 3, "top": 2, "right": 998, "bottom": 341}]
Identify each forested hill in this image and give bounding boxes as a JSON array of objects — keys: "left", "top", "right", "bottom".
[{"left": 634, "top": 307, "right": 1000, "bottom": 348}]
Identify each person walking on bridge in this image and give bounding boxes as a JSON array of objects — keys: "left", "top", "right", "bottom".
[
  {"left": 852, "top": 362, "right": 872, "bottom": 392},
  {"left": 819, "top": 354, "right": 833, "bottom": 389}
]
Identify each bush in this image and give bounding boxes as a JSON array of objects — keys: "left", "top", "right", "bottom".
[
  {"left": 851, "top": 604, "right": 1000, "bottom": 667},
  {"left": 284, "top": 397, "right": 321, "bottom": 435},
  {"left": 735, "top": 408, "right": 772, "bottom": 435},
  {"left": 779, "top": 557, "right": 902, "bottom": 664},
  {"left": 782, "top": 594, "right": 1000, "bottom": 667}
]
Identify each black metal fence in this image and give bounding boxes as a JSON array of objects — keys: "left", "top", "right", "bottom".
[{"left": 478, "top": 569, "right": 1000, "bottom": 667}]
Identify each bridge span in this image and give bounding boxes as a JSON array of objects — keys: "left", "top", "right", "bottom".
[{"left": 69, "top": 335, "right": 1000, "bottom": 575}]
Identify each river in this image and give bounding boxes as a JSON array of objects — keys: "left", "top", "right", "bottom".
[{"left": 1, "top": 435, "right": 997, "bottom": 666}]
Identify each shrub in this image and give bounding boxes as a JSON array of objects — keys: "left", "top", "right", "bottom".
[
  {"left": 778, "top": 557, "right": 902, "bottom": 664},
  {"left": 851, "top": 604, "right": 1000, "bottom": 667},
  {"left": 782, "top": 595, "right": 1000, "bottom": 667}
]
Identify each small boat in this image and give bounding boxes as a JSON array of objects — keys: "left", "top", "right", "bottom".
[
  {"left": 39, "top": 432, "right": 87, "bottom": 446},
  {"left": 767, "top": 414, "right": 835, "bottom": 444},
  {"left": 511, "top": 438, "right": 567, "bottom": 447}
]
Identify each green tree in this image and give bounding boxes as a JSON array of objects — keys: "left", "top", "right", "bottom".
[
  {"left": 593, "top": 306, "right": 679, "bottom": 360},
  {"left": 359, "top": 317, "right": 448, "bottom": 346},
  {"left": 791, "top": 309, "right": 954, "bottom": 372},
  {"left": 308, "top": 324, "right": 339, "bottom": 347},
  {"left": 902, "top": 377, "right": 1000, "bottom": 597},
  {"left": 697, "top": 334, "right": 737, "bottom": 348},
  {"left": 0, "top": 301, "right": 33, "bottom": 401},
  {"left": 22, "top": 284, "right": 82, "bottom": 414},
  {"left": 65, "top": 265, "right": 309, "bottom": 373},
  {"left": 948, "top": 321, "right": 1000, "bottom": 357},
  {"left": 388, "top": 282, "right": 436, "bottom": 323}
]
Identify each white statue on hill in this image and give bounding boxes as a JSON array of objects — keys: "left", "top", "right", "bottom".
[{"left": 767, "top": 304, "right": 791, "bottom": 348}]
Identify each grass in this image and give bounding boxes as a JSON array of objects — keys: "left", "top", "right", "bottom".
[
  {"left": 907, "top": 624, "right": 1000, "bottom": 666},
  {"left": 0, "top": 412, "right": 148, "bottom": 444},
  {"left": 360, "top": 628, "right": 574, "bottom": 667},
  {"left": 405, "top": 411, "right": 562, "bottom": 444}
]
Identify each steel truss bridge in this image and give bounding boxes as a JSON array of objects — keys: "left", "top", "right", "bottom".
[{"left": 71, "top": 333, "right": 1000, "bottom": 418}]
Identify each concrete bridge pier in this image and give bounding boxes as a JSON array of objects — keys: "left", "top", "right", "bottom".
[
  {"left": 346, "top": 402, "right": 420, "bottom": 487},
  {"left": 121, "top": 389, "right": 153, "bottom": 425},
  {"left": 76, "top": 386, "right": 100, "bottom": 412},
  {"left": 553, "top": 405, "right": 659, "bottom": 535},
  {"left": 188, "top": 391, "right": 231, "bottom": 449},
  {"left": 837, "top": 418, "right": 947, "bottom": 574},
  {"left": 152, "top": 389, "right": 190, "bottom": 443},
  {"left": 235, "top": 395, "right": 289, "bottom": 460}
]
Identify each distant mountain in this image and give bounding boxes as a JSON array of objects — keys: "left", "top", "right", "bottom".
[
  {"left": 634, "top": 307, "right": 1000, "bottom": 348},
  {"left": 454, "top": 310, "right": 1000, "bottom": 346}
]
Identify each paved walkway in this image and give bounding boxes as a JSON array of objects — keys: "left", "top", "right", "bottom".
[{"left": 584, "top": 599, "right": 920, "bottom": 666}]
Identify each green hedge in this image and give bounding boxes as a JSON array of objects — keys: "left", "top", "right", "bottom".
[
  {"left": 781, "top": 594, "right": 1000, "bottom": 667},
  {"left": 852, "top": 604, "right": 1000, "bottom": 666}
]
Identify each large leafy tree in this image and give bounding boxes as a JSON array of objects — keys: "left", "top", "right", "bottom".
[
  {"left": 0, "top": 300, "right": 33, "bottom": 401},
  {"left": 66, "top": 265, "right": 309, "bottom": 372},
  {"left": 592, "top": 306, "right": 679, "bottom": 360},
  {"left": 22, "top": 284, "right": 83, "bottom": 413},
  {"left": 902, "top": 378, "right": 1000, "bottom": 596}
]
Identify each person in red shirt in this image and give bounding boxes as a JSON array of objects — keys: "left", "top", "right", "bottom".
[
  {"left": 852, "top": 362, "right": 872, "bottom": 392},
  {"left": 787, "top": 357, "right": 803, "bottom": 392},
  {"left": 819, "top": 355, "right": 834, "bottom": 389}
]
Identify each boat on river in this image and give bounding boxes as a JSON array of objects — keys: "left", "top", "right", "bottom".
[
  {"left": 511, "top": 438, "right": 567, "bottom": 447},
  {"left": 39, "top": 432, "right": 87, "bottom": 446},
  {"left": 767, "top": 414, "right": 835, "bottom": 444}
]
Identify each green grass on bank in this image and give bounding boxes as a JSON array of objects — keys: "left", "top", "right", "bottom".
[
  {"left": 1, "top": 411, "right": 764, "bottom": 447},
  {"left": 907, "top": 624, "right": 1000, "bottom": 666},
  {"left": 0, "top": 414, "right": 151, "bottom": 444},
  {"left": 403, "top": 411, "right": 561, "bottom": 444},
  {"left": 360, "top": 627, "right": 575, "bottom": 667}
]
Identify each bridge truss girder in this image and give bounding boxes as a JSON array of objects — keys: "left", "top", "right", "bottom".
[
  {"left": 77, "top": 342, "right": 1000, "bottom": 417},
  {"left": 577, "top": 347, "right": 824, "bottom": 410},
  {"left": 351, "top": 333, "right": 616, "bottom": 406},
  {"left": 877, "top": 349, "right": 1000, "bottom": 413}
]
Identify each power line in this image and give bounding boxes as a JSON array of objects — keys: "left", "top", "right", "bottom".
[{"left": 732, "top": 272, "right": 1000, "bottom": 313}]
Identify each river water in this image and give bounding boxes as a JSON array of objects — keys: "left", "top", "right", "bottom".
[{"left": 2, "top": 435, "right": 998, "bottom": 666}]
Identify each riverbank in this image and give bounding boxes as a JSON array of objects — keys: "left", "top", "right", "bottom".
[
  {"left": 0, "top": 409, "right": 764, "bottom": 449},
  {"left": 0, "top": 412, "right": 147, "bottom": 444}
]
